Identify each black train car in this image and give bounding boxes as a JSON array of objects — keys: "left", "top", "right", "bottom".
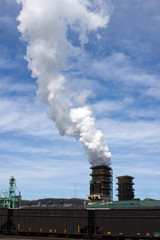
[
  {"left": 0, "top": 207, "right": 9, "bottom": 233},
  {"left": 12, "top": 208, "right": 89, "bottom": 237},
  {"left": 94, "top": 208, "right": 160, "bottom": 239},
  {"left": 1, "top": 207, "right": 160, "bottom": 238}
]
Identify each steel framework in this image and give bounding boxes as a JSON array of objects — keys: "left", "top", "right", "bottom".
[
  {"left": 116, "top": 175, "right": 135, "bottom": 201},
  {"left": 0, "top": 176, "right": 21, "bottom": 208},
  {"left": 88, "top": 165, "right": 113, "bottom": 201}
]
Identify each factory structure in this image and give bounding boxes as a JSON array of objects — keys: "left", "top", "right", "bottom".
[
  {"left": 88, "top": 165, "right": 113, "bottom": 202},
  {"left": 116, "top": 175, "right": 135, "bottom": 201},
  {"left": 0, "top": 164, "right": 136, "bottom": 209},
  {"left": 88, "top": 165, "right": 135, "bottom": 204},
  {"left": 0, "top": 165, "right": 149, "bottom": 209},
  {"left": 0, "top": 176, "right": 21, "bottom": 209},
  {"left": 1, "top": 163, "right": 160, "bottom": 239}
]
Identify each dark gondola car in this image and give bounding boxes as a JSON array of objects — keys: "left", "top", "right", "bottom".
[{"left": 1, "top": 207, "right": 160, "bottom": 239}]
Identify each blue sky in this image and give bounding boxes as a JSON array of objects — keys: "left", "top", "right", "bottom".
[{"left": 0, "top": 0, "right": 160, "bottom": 201}]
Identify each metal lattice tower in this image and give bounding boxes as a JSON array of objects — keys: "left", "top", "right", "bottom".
[
  {"left": 0, "top": 176, "right": 21, "bottom": 208},
  {"left": 116, "top": 175, "right": 135, "bottom": 201},
  {"left": 9, "top": 176, "right": 21, "bottom": 208}
]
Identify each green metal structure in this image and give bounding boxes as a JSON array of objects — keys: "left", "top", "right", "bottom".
[{"left": 0, "top": 176, "right": 21, "bottom": 208}]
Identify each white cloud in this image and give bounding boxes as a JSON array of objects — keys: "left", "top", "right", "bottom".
[
  {"left": 100, "top": 117, "right": 160, "bottom": 149},
  {"left": 0, "top": 77, "right": 37, "bottom": 93},
  {"left": 92, "top": 97, "right": 160, "bottom": 121},
  {"left": 0, "top": 94, "right": 59, "bottom": 138},
  {"left": 0, "top": 57, "right": 17, "bottom": 70},
  {"left": 92, "top": 98, "right": 133, "bottom": 117},
  {"left": 91, "top": 52, "right": 160, "bottom": 99}
]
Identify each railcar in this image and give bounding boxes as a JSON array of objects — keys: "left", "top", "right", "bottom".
[
  {"left": 0, "top": 207, "right": 10, "bottom": 233},
  {"left": 94, "top": 208, "right": 160, "bottom": 239},
  {"left": 12, "top": 208, "right": 89, "bottom": 237},
  {"left": 1, "top": 207, "right": 160, "bottom": 239}
]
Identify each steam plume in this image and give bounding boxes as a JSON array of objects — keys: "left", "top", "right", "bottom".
[{"left": 17, "top": 0, "right": 111, "bottom": 166}]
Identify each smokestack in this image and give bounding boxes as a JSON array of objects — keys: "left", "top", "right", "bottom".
[
  {"left": 116, "top": 175, "right": 135, "bottom": 201},
  {"left": 88, "top": 165, "right": 113, "bottom": 202}
]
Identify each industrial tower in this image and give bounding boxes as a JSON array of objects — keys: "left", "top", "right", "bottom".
[
  {"left": 0, "top": 176, "right": 21, "bottom": 208},
  {"left": 88, "top": 165, "right": 113, "bottom": 201},
  {"left": 116, "top": 175, "right": 135, "bottom": 201}
]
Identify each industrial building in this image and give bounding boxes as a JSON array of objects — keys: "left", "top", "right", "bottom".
[
  {"left": 116, "top": 175, "right": 135, "bottom": 201},
  {"left": 88, "top": 165, "right": 113, "bottom": 201},
  {"left": 1, "top": 165, "right": 160, "bottom": 239}
]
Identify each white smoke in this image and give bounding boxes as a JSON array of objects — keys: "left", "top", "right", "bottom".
[{"left": 17, "top": 0, "right": 111, "bottom": 166}]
